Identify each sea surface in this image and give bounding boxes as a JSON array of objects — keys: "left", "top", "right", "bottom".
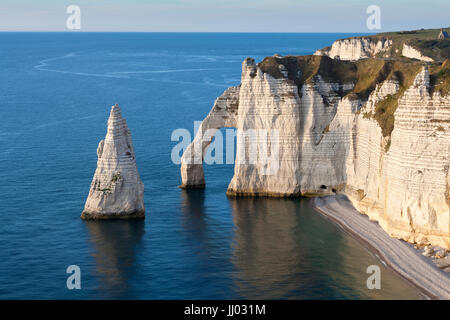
[{"left": 0, "top": 32, "right": 423, "bottom": 299}]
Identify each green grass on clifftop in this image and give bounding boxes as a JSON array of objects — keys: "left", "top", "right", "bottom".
[
  {"left": 430, "top": 59, "right": 450, "bottom": 96},
  {"left": 257, "top": 55, "right": 424, "bottom": 147},
  {"left": 362, "top": 28, "right": 450, "bottom": 62},
  {"left": 257, "top": 29, "right": 449, "bottom": 150},
  {"left": 371, "top": 61, "right": 423, "bottom": 138},
  {"left": 258, "top": 55, "right": 424, "bottom": 102}
]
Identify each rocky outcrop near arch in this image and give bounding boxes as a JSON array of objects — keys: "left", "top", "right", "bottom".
[
  {"left": 180, "top": 31, "right": 450, "bottom": 249},
  {"left": 82, "top": 104, "right": 145, "bottom": 220}
]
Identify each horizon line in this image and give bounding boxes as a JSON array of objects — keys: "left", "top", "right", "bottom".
[
  {"left": 1, "top": 27, "right": 446, "bottom": 33},
  {"left": 0, "top": 30, "right": 378, "bottom": 34}
]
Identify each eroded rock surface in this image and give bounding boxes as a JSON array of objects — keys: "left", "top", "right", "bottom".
[
  {"left": 181, "top": 54, "right": 450, "bottom": 249},
  {"left": 82, "top": 104, "right": 145, "bottom": 220},
  {"left": 180, "top": 86, "right": 239, "bottom": 188},
  {"left": 314, "top": 37, "right": 392, "bottom": 61},
  {"left": 402, "top": 43, "right": 434, "bottom": 62}
]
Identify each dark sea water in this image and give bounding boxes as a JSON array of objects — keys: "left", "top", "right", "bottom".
[{"left": 0, "top": 33, "right": 423, "bottom": 299}]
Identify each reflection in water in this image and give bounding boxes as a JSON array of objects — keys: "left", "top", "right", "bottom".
[
  {"left": 178, "top": 188, "right": 239, "bottom": 299},
  {"left": 180, "top": 189, "right": 207, "bottom": 238},
  {"left": 228, "top": 197, "right": 423, "bottom": 299},
  {"left": 229, "top": 198, "right": 315, "bottom": 299},
  {"left": 179, "top": 189, "right": 218, "bottom": 272},
  {"left": 85, "top": 220, "right": 145, "bottom": 298},
  {"left": 179, "top": 189, "right": 212, "bottom": 257},
  {"left": 82, "top": 192, "right": 423, "bottom": 300},
  {"left": 328, "top": 233, "right": 424, "bottom": 299}
]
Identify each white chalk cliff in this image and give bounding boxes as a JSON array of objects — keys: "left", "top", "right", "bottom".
[
  {"left": 180, "top": 86, "right": 239, "bottom": 188},
  {"left": 181, "top": 55, "right": 450, "bottom": 249},
  {"left": 402, "top": 43, "right": 434, "bottom": 62},
  {"left": 82, "top": 104, "right": 145, "bottom": 220},
  {"left": 314, "top": 37, "right": 392, "bottom": 61}
]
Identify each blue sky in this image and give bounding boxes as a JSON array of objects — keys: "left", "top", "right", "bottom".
[{"left": 0, "top": 0, "right": 448, "bottom": 32}]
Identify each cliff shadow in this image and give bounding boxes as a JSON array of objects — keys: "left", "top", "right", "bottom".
[
  {"left": 179, "top": 188, "right": 207, "bottom": 236},
  {"left": 228, "top": 197, "right": 311, "bottom": 299},
  {"left": 179, "top": 188, "right": 216, "bottom": 259},
  {"left": 228, "top": 197, "right": 360, "bottom": 299},
  {"left": 227, "top": 196, "right": 424, "bottom": 299},
  {"left": 85, "top": 219, "right": 145, "bottom": 299}
]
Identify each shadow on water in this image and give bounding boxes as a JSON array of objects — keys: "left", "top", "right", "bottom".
[
  {"left": 180, "top": 188, "right": 207, "bottom": 229},
  {"left": 177, "top": 188, "right": 239, "bottom": 299},
  {"left": 227, "top": 197, "right": 424, "bottom": 299},
  {"left": 228, "top": 197, "right": 319, "bottom": 299},
  {"left": 179, "top": 189, "right": 211, "bottom": 247},
  {"left": 85, "top": 219, "right": 145, "bottom": 299},
  {"left": 178, "top": 189, "right": 218, "bottom": 268}
]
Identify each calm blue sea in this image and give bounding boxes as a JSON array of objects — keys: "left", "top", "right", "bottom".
[{"left": 0, "top": 32, "right": 422, "bottom": 299}]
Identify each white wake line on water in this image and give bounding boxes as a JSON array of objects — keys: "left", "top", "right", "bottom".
[
  {"left": 138, "top": 77, "right": 230, "bottom": 88},
  {"left": 0, "top": 101, "right": 48, "bottom": 104},
  {"left": 35, "top": 54, "right": 131, "bottom": 79},
  {"left": 0, "top": 114, "right": 98, "bottom": 140},
  {"left": 110, "top": 68, "right": 229, "bottom": 74},
  {"left": 34, "top": 115, "right": 98, "bottom": 130},
  {"left": 34, "top": 53, "right": 232, "bottom": 87},
  {"left": 0, "top": 114, "right": 99, "bottom": 157}
]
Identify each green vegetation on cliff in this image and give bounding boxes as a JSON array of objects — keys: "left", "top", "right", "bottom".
[
  {"left": 258, "top": 55, "right": 424, "bottom": 100},
  {"left": 259, "top": 55, "right": 424, "bottom": 140},
  {"left": 258, "top": 55, "right": 356, "bottom": 91},
  {"left": 371, "top": 61, "right": 422, "bottom": 138},
  {"left": 430, "top": 59, "right": 450, "bottom": 96},
  {"left": 257, "top": 28, "right": 449, "bottom": 151},
  {"left": 350, "top": 27, "right": 450, "bottom": 62}
]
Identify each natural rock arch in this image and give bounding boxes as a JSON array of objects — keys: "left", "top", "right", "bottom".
[{"left": 180, "top": 86, "right": 240, "bottom": 188}]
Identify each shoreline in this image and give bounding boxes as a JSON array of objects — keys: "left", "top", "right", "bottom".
[{"left": 312, "top": 195, "right": 450, "bottom": 300}]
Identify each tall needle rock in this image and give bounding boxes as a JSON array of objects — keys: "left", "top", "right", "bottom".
[{"left": 81, "top": 104, "right": 145, "bottom": 220}]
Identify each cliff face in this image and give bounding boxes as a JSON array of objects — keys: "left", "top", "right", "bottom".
[
  {"left": 314, "top": 37, "right": 438, "bottom": 63},
  {"left": 82, "top": 105, "right": 145, "bottom": 220},
  {"left": 402, "top": 44, "right": 434, "bottom": 62},
  {"left": 181, "top": 54, "right": 450, "bottom": 249},
  {"left": 315, "top": 27, "right": 450, "bottom": 63},
  {"left": 345, "top": 68, "right": 449, "bottom": 248},
  {"left": 314, "top": 37, "right": 392, "bottom": 61},
  {"left": 180, "top": 86, "right": 239, "bottom": 188}
]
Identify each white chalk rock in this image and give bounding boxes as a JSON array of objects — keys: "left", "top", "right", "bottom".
[
  {"left": 180, "top": 56, "right": 450, "bottom": 249},
  {"left": 402, "top": 43, "right": 434, "bottom": 62},
  {"left": 180, "top": 85, "right": 239, "bottom": 188},
  {"left": 81, "top": 104, "right": 145, "bottom": 220},
  {"left": 314, "top": 37, "right": 392, "bottom": 61}
]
